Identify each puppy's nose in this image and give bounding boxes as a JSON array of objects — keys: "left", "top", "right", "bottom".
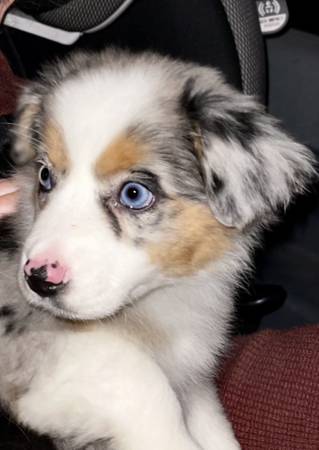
[{"left": 24, "top": 258, "right": 70, "bottom": 298}]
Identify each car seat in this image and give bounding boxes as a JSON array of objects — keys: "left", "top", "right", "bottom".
[
  {"left": 3, "top": 0, "right": 266, "bottom": 97},
  {"left": 1, "top": 0, "right": 289, "bottom": 334}
]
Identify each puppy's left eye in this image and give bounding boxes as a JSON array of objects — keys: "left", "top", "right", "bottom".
[
  {"left": 38, "top": 166, "right": 54, "bottom": 192},
  {"left": 119, "top": 182, "right": 154, "bottom": 210}
]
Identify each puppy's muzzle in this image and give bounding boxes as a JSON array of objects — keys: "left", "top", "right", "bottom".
[{"left": 24, "top": 258, "right": 69, "bottom": 298}]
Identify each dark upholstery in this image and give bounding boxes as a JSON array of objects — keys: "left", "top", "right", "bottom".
[{"left": 218, "top": 325, "right": 319, "bottom": 449}]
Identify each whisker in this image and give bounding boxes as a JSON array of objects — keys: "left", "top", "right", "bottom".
[
  {"left": 5, "top": 121, "right": 48, "bottom": 141},
  {"left": 0, "top": 269, "right": 16, "bottom": 281},
  {"left": 4, "top": 127, "right": 48, "bottom": 154},
  {"left": 0, "top": 156, "right": 16, "bottom": 173},
  {"left": 10, "top": 131, "right": 45, "bottom": 149}
]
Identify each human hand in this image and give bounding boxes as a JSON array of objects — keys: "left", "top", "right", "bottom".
[
  {"left": 0, "top": 0, "right": 15, "bottom": 23},
  {"left": 0, "top": 179, "right": 19, "bottom": 218}
]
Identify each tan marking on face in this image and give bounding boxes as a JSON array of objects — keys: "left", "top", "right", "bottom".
[
  {"left": 95, "top": 134, "right": 148, "bottom": 177},
  {"left": 147, "top": 200, "right": 233, "bottom": 276},
  {"left": 44, "top": 121, "right": 69, "bottom": 172},
  {"left": 14, "top": 103, "right": 40, "bottom": 164}
]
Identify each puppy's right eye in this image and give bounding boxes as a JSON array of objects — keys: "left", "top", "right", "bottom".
[
  {"left": 38, "top": 166, "right": 54, "bottom": 192},
  {"left": 119, "top": 182, "right": 154, "bottom": 210}
]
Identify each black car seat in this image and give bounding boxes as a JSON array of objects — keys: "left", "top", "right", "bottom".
[
  {"left": 1, "top": 0, "right": 286, "bottom": 333},
  {"left": 4, "top": 0, "right": 266, "bottom": 98}
]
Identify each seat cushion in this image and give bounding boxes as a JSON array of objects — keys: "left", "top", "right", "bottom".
[{"left": 218, "top": 325, "right": 319, "bottom": 449}]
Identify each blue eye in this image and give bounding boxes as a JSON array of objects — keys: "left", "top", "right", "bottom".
[
  {"left": 119, "top": 182, "right": 154, "bottom": 210},
  {"left": 39, "top": 166, "right": 54, "bottom": 192}
]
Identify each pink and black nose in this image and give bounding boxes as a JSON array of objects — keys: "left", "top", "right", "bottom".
[{"left": 24, "top": 258, "right": 70, "bottom": 298}]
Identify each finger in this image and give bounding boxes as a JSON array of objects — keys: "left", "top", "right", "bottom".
[
  {"left": 0, "top": 0, "right": 15, "bottom": 23},
  {"left": 0, "top": 191, "right": 19, "bottom": 216},
  {"left": 0, "top": 179, "right": 19, "bottom": 196}
]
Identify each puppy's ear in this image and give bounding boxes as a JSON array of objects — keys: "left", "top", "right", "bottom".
[
  {"left": 182, "top": 72, "right": 316, "bottom": 229},
  {"left": 11, "top": 83, "right": 44, "bottom": 165}
]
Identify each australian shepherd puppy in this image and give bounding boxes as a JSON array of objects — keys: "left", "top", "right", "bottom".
[{"left": 0, "top": 49, "right": 315, "bottom": 450}]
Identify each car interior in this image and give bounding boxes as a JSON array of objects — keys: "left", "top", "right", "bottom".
[{"left": 0, "top": 0, "right": 318, "bottom": 448}]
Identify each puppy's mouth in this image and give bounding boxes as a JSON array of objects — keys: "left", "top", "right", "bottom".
[
  {"left": 18, "top": 264, "right": 171, "bottom": 322},
  {"left": 20, "top": 277, "right": 69, "bottom": 316},
  {"left": 18, "top": 275, "right": 128, "bottom": 321},
  {"left": 18, "top": 275, "right": 92, "bottom": 320}
]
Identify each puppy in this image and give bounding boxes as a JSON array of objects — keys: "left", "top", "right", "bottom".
[{"left": 0, "top": 49, "right": 315, "bottom": 450}]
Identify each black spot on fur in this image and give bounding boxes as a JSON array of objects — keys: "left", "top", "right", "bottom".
[
  {"left": 5, "top": 321, "right": 16, "bottom": 334},
  {"left": 227, "top": 110, "right": 260, "bottom": 145},
  {"left": 210, "top": 172, "right": 224, "bottom": 194},
  {"left": 101, "top": 199, "right": 122, "bottom": 237},
  {"left": 0, "top": 218, "right": 19, "bottom": 254},
  {"left": 130, "top": 169, "right": 166, "bottom": 199},
  {"left": 181, "top": 79, "right": 213, "bottom": 129},
  {"left": 17, "top": 325, "right": 26, "bottom": 335},
  {"left": 0, "top": 305, "right": 15, "bottom": 318},
  {"left": 217, "top": 194, "right": 240, "bottom": 225},
  {"left": 180, "top": 78, "right": 196, "bottom": 114},
  {"left": 181, "top": 78, "right": 260, "bottom": 149},
  {"left": 199, "top": 111, "right": 259, "bottom": 150}
]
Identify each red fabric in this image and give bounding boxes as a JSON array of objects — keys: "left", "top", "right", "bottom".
[
  {"left": 218, "top": 325, "right": 319, "bottom": 449},
  {"left": 0, "top": 51, "right": 23, "bottom": 116}
]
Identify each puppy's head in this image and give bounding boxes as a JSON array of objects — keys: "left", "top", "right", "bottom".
[{"left": 12, "top": 50, "right": 315, "bottom": 320}]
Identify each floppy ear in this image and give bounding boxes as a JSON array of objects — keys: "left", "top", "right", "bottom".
[
  {"left": 182, "top": 71, "right": 316, "bottom": 229},
  {"left": 11, "top": 83, "right": 44, "bottom": 165}
]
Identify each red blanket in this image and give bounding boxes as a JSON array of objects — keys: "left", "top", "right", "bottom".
[
  {"left": 0, "top": 51, "right": 22, "bottom": 116},
  {"left": 218, "top": 325, "right": 319, "bottom": 449}
]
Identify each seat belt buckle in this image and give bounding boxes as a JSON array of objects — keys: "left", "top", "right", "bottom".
[{"left": 256, "top": 0, "right": 289, "bottom": 34}]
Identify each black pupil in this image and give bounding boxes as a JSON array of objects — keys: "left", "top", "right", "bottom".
[
  {"left": 127, "top": 186, "right": 139, "bottom": 200},
  {"left": 41, "top": 167, "right": 50, "bottom": 183}
]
